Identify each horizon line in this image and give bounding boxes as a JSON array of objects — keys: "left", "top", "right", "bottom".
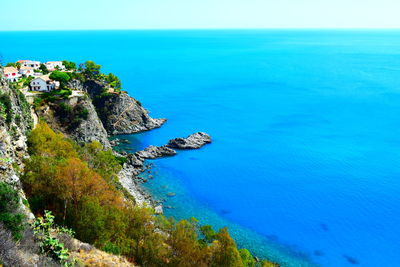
[{"left": 1, "top": 27, "right": 400, "bottom": 32}]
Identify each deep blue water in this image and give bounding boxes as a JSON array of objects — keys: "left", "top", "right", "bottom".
[{"left": 1, "top": 30, "right": 400, "bottom": 266}]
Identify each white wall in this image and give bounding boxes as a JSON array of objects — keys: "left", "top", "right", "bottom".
[{"left": 30, "top": 78, "right": 53, "bottom": 92}]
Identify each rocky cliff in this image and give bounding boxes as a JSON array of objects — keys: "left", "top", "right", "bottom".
[
  {"left": 0, "top": 74, "right": 32, "bottom": 188},
  {"left": 81, "top": 80, "right": 166, "bottom": 135},
  {"left": 0, "top": 73, "right": 57, "bottom": 266},
  {"left": 34, "top": 95, "right": 111, "bottom": 148}
]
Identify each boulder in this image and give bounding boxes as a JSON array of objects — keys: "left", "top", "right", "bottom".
[
  {"left": 167, "top": 132, "right": 211, "bottom": 149},
  {"left": 135, "top": 145, "right": 177, "bottom": 159}
]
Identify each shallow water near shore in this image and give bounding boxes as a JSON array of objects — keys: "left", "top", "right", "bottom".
[{"left": 2, "top": 30, "right": 400, "bottom": 266}]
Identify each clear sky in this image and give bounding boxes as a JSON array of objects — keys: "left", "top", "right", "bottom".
[{"left": 1, "top": 0, "right": 400, "bottom": 31}]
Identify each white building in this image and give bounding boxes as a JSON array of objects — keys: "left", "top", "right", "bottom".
[
  {"left": 17, "top": 60, "right": 41, "bottom": 69},
  {"left": 45, "top": 61, "right": 64, "bottom": 71},
  {"left": 30, "top": 75, "right": 59, "bottom": 92},
  {"left": 19, "top": 66, "right": 35, "bottom": 77},
  {"left": 3, "top": 67, "right": 21, "bottom": 82}
]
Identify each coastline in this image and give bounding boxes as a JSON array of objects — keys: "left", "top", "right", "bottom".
[{"left": 113, "top": 132, "right": 212, "bottom": 212}]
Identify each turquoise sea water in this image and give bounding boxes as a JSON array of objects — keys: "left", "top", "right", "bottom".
[{"left": 1, "top": 30, "right": 400, "bottom": 266}]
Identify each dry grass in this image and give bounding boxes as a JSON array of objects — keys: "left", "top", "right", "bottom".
[{"left": 71, "top": 249, "right": 134, "bottom": 267}]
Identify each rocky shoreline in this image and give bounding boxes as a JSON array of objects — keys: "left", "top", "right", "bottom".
[{"left": 113, "top": 132, "right": 212, "bottom": 213}]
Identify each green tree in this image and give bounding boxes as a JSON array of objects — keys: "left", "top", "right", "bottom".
[
  {"left": 210, "top": 228, "right": 244, "bottom": 267},
  {"left": 62, "top": 60, "right": 76, "bottom": 70},
  {"left": 5, "top": 62, "right": 16, "bottom": 67},
  {"left": 39, "top": 63, "right": 49, "bottom": 74},
  {"left": 84, "top": 61, "right": 101, "bottom": 78},
  {"left": 200, "top": 224, "right": 217, "bottom": 244},
  {"left": 239, "top": 248, "right": 256, "bottom": 267},
  {"left": 124, "top": 205, "right": 168, "bottom": 266},
  {"left": 106, "top": 73, "right": 122, "bottom": 91},
  {"left": 78, "top": 141, "right": 122, "bottom": 183},
  {"left": 167, "top": 218, "right": 208, "bottom": 267},
  {"left": 49, "top": 70, "right": 70, "bottom": 84},
  {"left": 27, "top": 121, "right": 77, "bottom": 159},
  {"left": 15, "top": 62, "right": 21, "bottom": 70}
]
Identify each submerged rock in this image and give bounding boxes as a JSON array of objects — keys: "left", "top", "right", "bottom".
[
  {"left": 343, "top": 255, "right": 359, "bottom": 265},
  {"left": 167, "top": 132, "right": 211, "bottom": 149},
  {"left": 136, "top": 145, "right": 177, "bottom": 159},
  {"left": 110, "top": 138, "right": 121, "bottom": 146}
]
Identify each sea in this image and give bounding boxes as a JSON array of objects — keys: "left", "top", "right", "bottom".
[{"left": 1, "top": 30, "right": 400, "bottom": 266}]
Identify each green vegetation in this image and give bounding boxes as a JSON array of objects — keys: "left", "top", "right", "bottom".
[
  {"left": 54, "top": 102, "right": 89, "bottom": 128},
  {"left": 38, "top": 89, "right": 72, "bottom": 104},
  {"left": 22, "top": 122, "right": 274, "bottom": 266},
  {"left": 105, "top": 73, "right": 122, "bottom": 92},
  {"left": 50, "top": 70, "right": 70, "bottom": 89},
  {"left": 77, "top": 60, "right": 123, "bottom": 93},
  {"left": 0, "top": 182, "right": 26, "bottom": 240},
  {"left": 39, "top": 63, "right": 49, "bottom": 74},
  {"left": 62, "top": 60, "right": 76, "bottom": 71},
  {"left": 0, "top": 93, "right": 12, "bottom": 123},
  {"left": 22, "top": 75, "right": 34, "bottom": 87},
  {"left": 50, "top": 70, "right": 70, "bottom": 84},
  {"left": 32, "top": 210, "right": 74, "bottom": 266},
  {"left": 82, "top": 60, "right": 101, "bottom": 78},
  {"left": 5, "top": 62, "right": 16, "bottom": 67},
  {"left": 16, "top": 88, "right": 33, "bottom": 130}
]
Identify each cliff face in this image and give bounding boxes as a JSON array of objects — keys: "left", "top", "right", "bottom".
[
  {"left": 34, "top": 95, "right": 111, "bottom": 148},
  {"left": 0, "top": 73, "right": 55, "bottom": 266},
  {"left": 0, "top": 76, "right": 32, "bottom": 185},
  {"left": 82, "top": 80, "right": 166, "bottom": 135}
]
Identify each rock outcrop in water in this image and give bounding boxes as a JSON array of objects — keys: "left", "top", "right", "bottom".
[
  {"left": 136, "top": 145, "right": 177, "bottom": 159},
  {"left": 99, "top": 91, "right": 166, "bottom": 135},
  {"left": 132, "top": 132, "right": 212, "bottom": 162},
  {"left": 167, "top": 132, "right": 212, "bottom": 149}
]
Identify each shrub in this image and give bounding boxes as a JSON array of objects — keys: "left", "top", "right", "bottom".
[
  {"left": 58, "top": 102, "right": 73, "bottom": 123},
  {"left": 33, "top": 97, "right": 45, "bottom": 109},
  {"left": 32, "top": 210, "right": 74, "bottom": 266},
  {"left": 115, "top": 156, "right": 127, "bottom": 166},
  {"left": 0, "top": 93, "right": 12, "bottom": 123},
  {"left": 75, "top": 104, "right": 89, "bottom": 120},
  {"left": 0, "top": 182, "right": 25, "bottom": 240},
  {"left": 102, "top": 242, "right": 121, "bottom": 255}
]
